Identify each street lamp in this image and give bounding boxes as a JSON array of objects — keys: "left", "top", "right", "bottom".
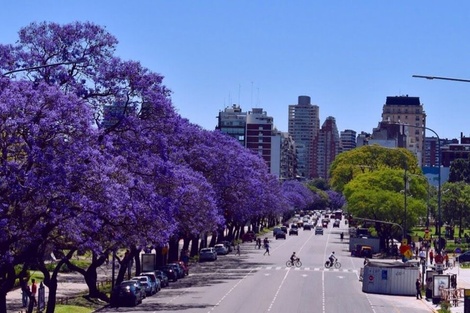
[
  {"left": 412, "top": 74, "right": 470, "bottom": 83},
  {"left": 397, "top": 123, "right": 442, "bottom": 253}
]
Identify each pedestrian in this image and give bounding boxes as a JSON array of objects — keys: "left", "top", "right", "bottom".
[
  {"left": 416, "top": 278, "right": 422, "bottom": 299},
  {"left": 340, "top": 232, "right": 344, "bottom": 241},
  {"left": 256, "top": 238, "right": 262, "bottom": 249},
  {"left": 445, "top": 253, "right": 449, "bottom": 268},
  {"left": 29, "top": 279, "right": 37, "bottom": 310},
  {"left": 263, "top": 242, "right": 270, "bottom": 256},
  {"left": 21, "top": 280, "right": 30, "bottom": 308},
  {"left": 429, "top": 250, "right": 434, "bottom": 265},
  {"left": 236, "top": 243, "right": 240, "bottom": 256}
]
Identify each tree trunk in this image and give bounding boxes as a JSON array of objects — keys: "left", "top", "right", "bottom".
[
  {"left": 190, "top": 236, "right": 199, "bottom": 257},
  {"left": 45, "top": 279, "right": 58, "bottom": 313},
  {"left": 0, "top": 292, "right": 7, "bottom": 313},
  {"left": 168, "top": 237, "right": 180, "bottom": 263},
  {"left": 209, "top": 230, "right": 217, "bottom": 247},
  {"left": 0, "top": 264, "right": 15, "bottom": 313}
]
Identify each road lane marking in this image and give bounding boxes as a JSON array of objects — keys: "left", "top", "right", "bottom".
[
  {"left": 207, "top": 268, "right": 256, "bottom": 313},
  {"left": 267, "top": 268, "right": 291, "bottom": 312}
]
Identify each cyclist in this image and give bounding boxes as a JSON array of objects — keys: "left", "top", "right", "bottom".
[
  {"left": 328, "top": 251, "right": 337, "bottom": 266},
  {"left": 290, "top": 252, "right": 298, "bottom": 263}
]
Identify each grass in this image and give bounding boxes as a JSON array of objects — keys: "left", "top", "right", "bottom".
[{"left": 55, "top": 305, "right": 95, "bottom": 313}]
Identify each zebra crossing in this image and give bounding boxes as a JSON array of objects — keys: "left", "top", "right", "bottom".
[{"left": 258, "top": 266, "right": 357, "bottom": 273}]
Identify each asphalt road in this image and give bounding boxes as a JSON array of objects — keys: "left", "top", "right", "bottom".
[{"left": 97, "top": 219, "right": 434, "bottom": 313}]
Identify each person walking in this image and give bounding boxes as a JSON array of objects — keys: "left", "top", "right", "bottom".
[
  {"left": 416, "top": 278, "right": 423, "bottom": 299},
  {"left": 263, "top": 241, "right": 270, "bottom": 256},
  {"left": 28, "top": 279, "right": 37, "bottom": 312},
  {"left": 236, "top": 243, "right": 241, "bottom": 256},
  {"left": 21, "top": 280, "right": 30, "bottom": 308},
  {"left": 429, "top": 250, "right": 434, "bottom": 265}
]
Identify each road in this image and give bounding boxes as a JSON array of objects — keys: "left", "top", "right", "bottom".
[{"left": 97, "top": 219, "right": 434, "bottom": 313}]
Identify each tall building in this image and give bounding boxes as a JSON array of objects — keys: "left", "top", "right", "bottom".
[
  {"left": 340, "top": 129, "right": 357, "bottom": 153},
  {"left": 313, "top": 116, "right": 341, "bottom": 179},
  {"left": 288, "top": 96, "right": 320, "bottom": 179},
  {"left": 381, "top": 95, "right": 426, "bottom": 164},
  {"left": 215, "top": 104, "right": 247, "bottom": 146},
  {"left": 246, "top": 108, "right": 273, "bottom": 167},
  {"left": 271, "top": 131, "right": 297, "bottom": 180},
  {"left": 217, "top": 105, "right": 296, "bottom": 179}
]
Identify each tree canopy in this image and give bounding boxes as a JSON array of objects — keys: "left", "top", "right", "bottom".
[{"left": 0, "top": 21, "right": 317, "bottom": 312}]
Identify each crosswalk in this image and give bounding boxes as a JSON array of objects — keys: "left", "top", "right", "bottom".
[
  {"left": 198, "top": 266, "right": 358, "bottom": 273},
  {"left": 257, "top": 266, "right": 357, "bottom": 273}
]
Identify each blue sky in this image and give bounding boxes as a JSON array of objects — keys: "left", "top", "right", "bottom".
[{"left": 2, "top": 1, "right": 470, "bottom": 140}]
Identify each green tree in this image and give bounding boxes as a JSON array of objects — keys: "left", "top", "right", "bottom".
[
  {"left": 441, "top": 181, "right": 470, "bottom": 237},
  {"left": 344, "top": 168, "right": 427, "bottom": 245},
  {"left": 448, "top": 157, "right": 470, "bottom": 183},
  {"left": 330, "top": 145, "right": 420, "bottom": 192}
]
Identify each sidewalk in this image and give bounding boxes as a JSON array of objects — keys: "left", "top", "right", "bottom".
[{"left": 6, "top": 270, "right": 108, "bottom": 312}]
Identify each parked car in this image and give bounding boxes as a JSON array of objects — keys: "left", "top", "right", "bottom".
[
  {"left": 214, "top": 243, "right": 229, "bottom": 255},
  {"left": 315, "top": 226, "right": 324, "bottom": 235},
  {"left": 289, "top": 228, "right": 298, "bottom": 235},
  {"left": 167, "top": 263, "right": 185, "bottom": 279},
  {"left": 155, "top": 265, "right": 178, "bottom": 282},
  {"left": 457, "top": 251, "right": 470, "bottom": 263},
  {"left": 110, "top": 280, "right": 145, "bottom": 307},
  {"left": 131, "top": 276, "right": 153, "bottom": 296},
  {"left": 242, "top": 231, "right": 256, "bottom": 242},
  {"left": 140, "top": 272, "right": 161, "bottom": 294},
  {"left": 303, "top": 224, "right": 312, "bottom": 230},
  {"left": 275, "top": 231, "right": 287, "bottom": 239},
  {"left": 177, "top": 260, "right": 189, "bottom": 276},
  {"left": 220, "top": 240, "right": 233, "bottom": 253},
  {"left": 333, "top": 220, "right": 340, "bottom": 228},
  {"left": 154, "top": 270, "right": 169, "bottom": 287},
  {"left": 199, "top": 247, "right": 218, "bottom": 262}
]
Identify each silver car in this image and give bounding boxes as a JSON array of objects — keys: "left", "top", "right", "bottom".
[{"left": 199, "top": 247, "right": 217, "bottom": 262}]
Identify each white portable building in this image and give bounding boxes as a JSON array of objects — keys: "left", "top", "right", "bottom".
[{"left": 362, "top": 260, "right": 420, "bottom": 296}]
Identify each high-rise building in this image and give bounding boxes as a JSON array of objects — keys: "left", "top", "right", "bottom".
[
  {"left": 340, "top": 129, "right": 357, "bottom": 153},
  {"left": 215, "top": 104, "right": 247, "bottom": 146},
  {"left": 313, "top": 116, "right": 341, "bottom": 179},
  {"left": 246, "top": 108, "right": 273, "bottom": 167},
  {"left": 271, "top": 131, "right": 297, "bottom": 180},
  {"left": 217, "top": 105, "right": 296, "bottom": 179},
  {"left": 381, "top": 95, "right": 426, "bottom": 164},
  {"left": 288, "top": 96, "right": 320, "bottom": 179}
]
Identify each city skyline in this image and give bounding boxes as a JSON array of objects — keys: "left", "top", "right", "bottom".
[{"left": 2, "top": 1, "right": 470, "bottom": 140}]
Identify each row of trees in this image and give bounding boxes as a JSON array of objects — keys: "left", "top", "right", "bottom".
[{"left": 0, "top": 22, "right": 321, "bottom": 312}]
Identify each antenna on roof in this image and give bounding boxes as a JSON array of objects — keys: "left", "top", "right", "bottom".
[{"left": 251, "top": 81, "right": 253, "bottom": 107}]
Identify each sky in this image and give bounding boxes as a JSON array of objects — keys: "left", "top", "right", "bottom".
[{"left": 2, "top": 1, "right": 470, "bottom": 140}]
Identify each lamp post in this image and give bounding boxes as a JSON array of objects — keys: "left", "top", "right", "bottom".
[{"left": 397, "top": 123, "right": 442, "bottom": 253}]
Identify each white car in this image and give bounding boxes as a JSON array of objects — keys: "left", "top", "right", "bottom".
[
  {"left": 214, "top": 244, "right": 228, "bottom": 255},
  {"left": 131, "top": 276, "right": 152, "bottom": 296}
]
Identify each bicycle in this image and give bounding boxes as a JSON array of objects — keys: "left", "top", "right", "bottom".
[
  {"left": 286, "top": 258, "right": 302, "bottom": 267},
  {"left": 324, "top": 259, "right": 341, "bottom": 269}
]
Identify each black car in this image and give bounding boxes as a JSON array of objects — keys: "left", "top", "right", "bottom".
[
  {"left": 168, "top": 263, "right": 185, "bottom": 278},
  {"left": 303, "top": 224, "right": 312, "bottom": 230},
  {"left": 154, "top": 270, "right": 169, "bottom": 287},
  {"left": 289, "top": 228, "right": 298, "bottom": 235},
  {"left": 275, "top": 231, "right": 287, "bottom": 239},
  {"left": 110, "top": 280, "right": 144, "bottom": 307},
  {"left": 457, "top": 251, "right": 470, "bottom": 263},
  {"left": 155, "top": 265, "right": 178, "bottom": 282}
]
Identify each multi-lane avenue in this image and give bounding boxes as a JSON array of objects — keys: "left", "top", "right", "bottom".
[{"left": 99, "top": 219, "right": 434, "bottom": 313}]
